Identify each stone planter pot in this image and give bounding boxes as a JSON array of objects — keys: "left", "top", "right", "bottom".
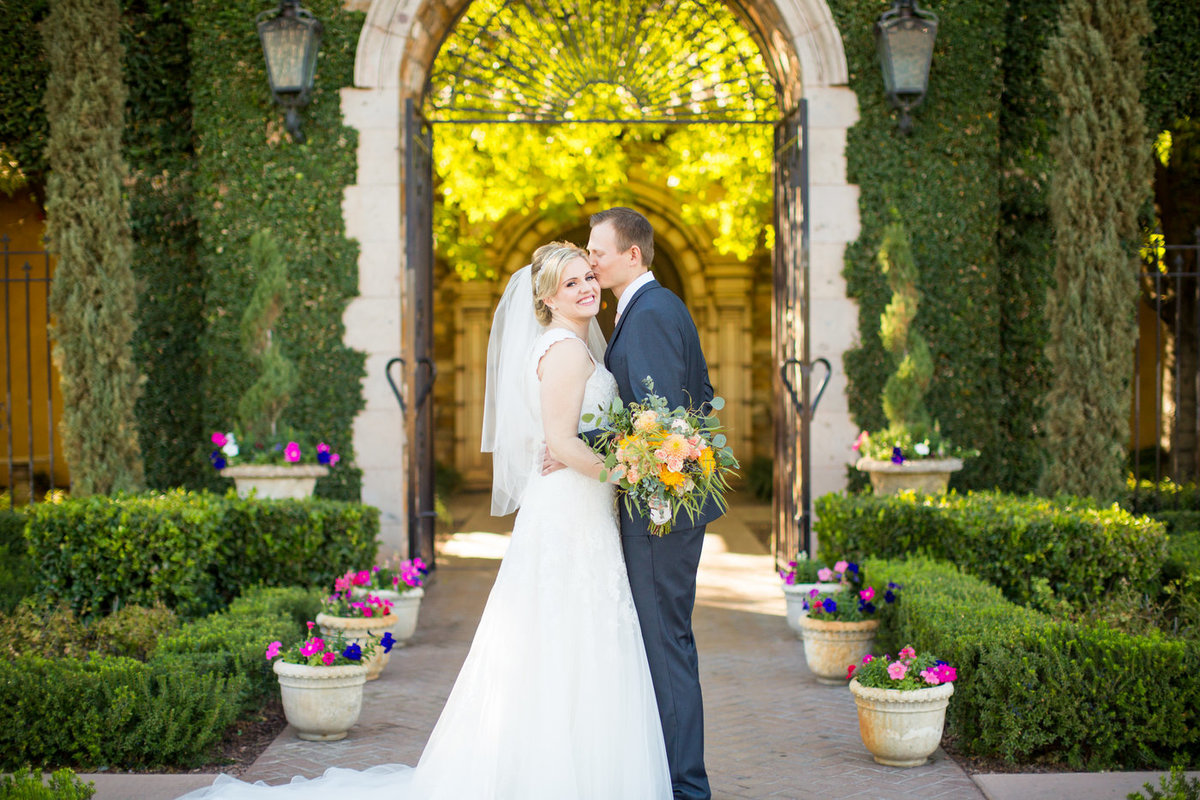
[
  {"left": 781, "top": 582, "right": 842, "bottom": 638},
  {"left": 797, "top": 616, "right": 879, "bottom": 684},
  {"left": 273, "top": 659, "right": 369, "bottom": 741},
  {"left": 849, "top": 678, "right": 954, "bottom": 767},
  {"left": 316, "top": 611, "right": 399, "bottom": 681},
  {"left": 219, "top": 464, "right": 329, "bottom": 500},
  {"left": 350, "top": 586, "right": 424, "bottom": 645},
  {"left": 854, "top": 457, "right": 963, "bottom": 496}
]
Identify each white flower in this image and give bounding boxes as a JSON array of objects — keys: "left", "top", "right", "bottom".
[
  {"left": 222, "top": 433, "right": 240, "bottom": 458},
  {"left": 914, "top": 442, "right": 930, "bottom": 457},
  {"left": 670, "top": 418, "right": 691, "bottom": 434},
  {"left": 649, "top": 498, "right": 671, "bottom": 525}
]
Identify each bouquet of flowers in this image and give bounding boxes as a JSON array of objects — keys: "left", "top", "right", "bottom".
[
  {"left": 848, "top": 645, "right": 957, "bottom": 688},
  {"left": 582, "top": 377, "right": 738, "bottom": 536},
  {"left": 265, "top": 621, "right": 391, "bottom": 667}
]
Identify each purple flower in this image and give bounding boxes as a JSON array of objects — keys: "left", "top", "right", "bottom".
[
  {"left": 342, "top": 643, "right": 362, "bottom": 661},
  {"left": 891, "top": 446, "right": 905, "bottom": 464},
  {"left": 380, "top": 632, "right": 396, "bottom": 653},
  {"left": 821, "top": 597, "right": 837, "bottom": 613},
  {"left": 210, "top": 450, "right": 227, "bottom": 471}
]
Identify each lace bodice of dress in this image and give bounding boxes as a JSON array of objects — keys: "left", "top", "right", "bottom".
[{"left": 527, "top": 327, "right": 618, "bottom": 434}]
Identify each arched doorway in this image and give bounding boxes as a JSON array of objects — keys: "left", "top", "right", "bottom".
[{"left": 342, "top": 0, "right": 860, "bottom": 566}]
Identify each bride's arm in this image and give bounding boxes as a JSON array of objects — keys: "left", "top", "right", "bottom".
[{"left": 538, "top": 338, "right": 611, "bottom": 483}]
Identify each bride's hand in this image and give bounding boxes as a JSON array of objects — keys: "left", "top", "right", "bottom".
[
  {"left": 606, "top": 464, "right": 627, "bottom": 485},
  {"left": 541, "top": 445, "right": 566, "bottom": 476}
]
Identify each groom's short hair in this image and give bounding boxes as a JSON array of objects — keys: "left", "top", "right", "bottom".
[{"left": 590, "top": 207, "right": 654, "bottom": 267}]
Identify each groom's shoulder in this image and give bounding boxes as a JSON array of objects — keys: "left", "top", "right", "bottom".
[{"left": 640, "top": 283, "right": 689, "bottom": 313}]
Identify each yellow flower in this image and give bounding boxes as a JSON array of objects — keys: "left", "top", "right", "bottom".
[
  {"left": 659, "top": 465, "right": 686, "bottom": 491},
  {"left": 634, "top": 410, "right": 659, "bottom": 433},
  {"left": 655, "top": 434, "right": 690, "bottom": 461},
  {"left": 700, "top": 448, "right": 716, "bottom": 477}
]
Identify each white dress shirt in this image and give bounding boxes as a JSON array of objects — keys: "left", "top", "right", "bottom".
[{"left": 615, "top": 271, "right": 656, "bottom": 323}]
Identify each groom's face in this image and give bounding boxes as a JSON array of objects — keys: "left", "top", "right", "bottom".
[{"left": 587, "top": 221, "right": 644, "bottom": 296}]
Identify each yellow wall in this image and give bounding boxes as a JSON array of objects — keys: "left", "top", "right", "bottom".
[{"left": 0, "top": 189, "right": 68, "bottom": 496}]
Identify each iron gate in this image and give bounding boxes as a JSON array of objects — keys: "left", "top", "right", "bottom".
[{"left": 404, "top": 99, "right": 439, "bottom": 568}]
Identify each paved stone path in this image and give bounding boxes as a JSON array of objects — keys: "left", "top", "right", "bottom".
[{"left": 241, "top": 497, "right": 983, "bottom": 800}]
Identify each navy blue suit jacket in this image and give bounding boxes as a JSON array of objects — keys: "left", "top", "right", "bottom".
[{"left": 604, "top": 279, "right": 723, "bottom": 535}]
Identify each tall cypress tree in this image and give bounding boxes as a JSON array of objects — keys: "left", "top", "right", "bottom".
[
  {"left": 43, "top": 0, "right": 144, "bottom": 494},
  {"left": 1039, "top": 0, "right": 1153, "bottom": 500}
]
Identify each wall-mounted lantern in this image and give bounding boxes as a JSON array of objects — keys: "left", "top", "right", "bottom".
[
  {"left": 875, "top": 0, "right": 938, "bottom": 133},
  {"left": 256, "top": 0, "right": 323, "bottom": 142}
]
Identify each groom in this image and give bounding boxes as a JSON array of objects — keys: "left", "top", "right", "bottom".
[{"left": 587, "top": 207, "right": 720, "bottom": 800}]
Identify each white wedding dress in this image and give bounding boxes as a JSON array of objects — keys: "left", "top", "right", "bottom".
[{"left": 181, "top": 328, "right": 671, "bottom": 800}]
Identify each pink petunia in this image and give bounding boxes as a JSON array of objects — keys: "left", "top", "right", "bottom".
[
  {"left": 887, "top": 661, "right": 908, "bottom": 680},
  {"left": 321, "top": 652, "right": 336, "bottom": 666},
  {"left": 300, "top": 637, "right": 324, "bottom": 657},
  {"left": 285, "top": 442, "right": 302, "bottom": 462},
  {"left": 330, "top": 453, "right": 340, "bottom": 466},
  {"left": 318, "top": 442, "right": 331, "bottom": 454},
  {"left": 921, "top": 668, "right": 941, "bottom": 685},
  {"left": 334, "top": 574, "right": 352, "bottom": 592},
  {"left": 852, "top": 430, "right": 867, "bottom": 451},
  {"left": 860, "top": 587, "right": 875, "bottom": 602},
  {"left": 212, "top": 431, "right": 228, "bottom": 447},
  {"left": 306, "top": 621, "right": 315, "bottom": 630},
  {"left": 265, "top": 641, "right": 282, "bottom": 660},
  {"left": 834, "top": 560, "right": 849, "bottom": 573},
  {"left": 898, "top": 645, "right": 917, "bottom": 660},
  {"left": 817, "top": 567, "right": 835, "bottom": 582}
]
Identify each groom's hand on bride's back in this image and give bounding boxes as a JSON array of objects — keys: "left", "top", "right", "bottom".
[{"left": 541, "top": 445, "right": 566, "bottom": 475}]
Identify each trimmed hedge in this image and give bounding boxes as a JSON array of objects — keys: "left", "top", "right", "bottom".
[
  {"left": 155, "top": 585, "right": 320, "bottom": 710},
  {"left": 873, "top": 557, "right": 1200, "bottom": 769},
  {"left": 0, "top": 509, "right": 32, "bottom": 612},
  {"left": 24, "top": 490, "right": 378, "bottom": 617},
  {"left": 0, "top": 584, "right": 317, "bottom": 770},
  {"left": 0, "top": 653, "right": 242, "bottom": 770},
  {"left": 816, "top": 491, "right": 1167, "bottom": 609},
  {"left": 0, "top": 768, "right": 94, "bottom": 800}
]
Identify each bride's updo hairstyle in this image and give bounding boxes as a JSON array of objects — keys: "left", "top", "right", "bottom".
[{"left": 530, "top": 241, "right": 588, "bottom": 326}]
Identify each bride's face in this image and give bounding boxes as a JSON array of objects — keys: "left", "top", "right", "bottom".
[{"left": 545, "top": 257, "right": 600, "bottom": 323}]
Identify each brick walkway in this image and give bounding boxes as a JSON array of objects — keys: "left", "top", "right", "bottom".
[{"left": 241, "top": 496, "right": 983, "bottom": 800}]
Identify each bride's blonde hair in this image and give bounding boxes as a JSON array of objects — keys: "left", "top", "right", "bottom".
[{"left": 530, "top": 241, "right": 589, "bottom": 325}]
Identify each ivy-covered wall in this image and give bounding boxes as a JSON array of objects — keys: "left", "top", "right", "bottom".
[
  {"left": 832, "top": 0, "right": 1011, "bottom": 490},
  {"left": 187, "top": 0, "right": 365, "bottom": 500}
]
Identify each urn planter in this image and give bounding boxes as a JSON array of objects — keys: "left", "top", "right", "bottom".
[
  {"left": 854, "top": 457, "right": 963, "bottom": 496},
  {"left": 797, "top": 616, "right": 879, "bottom": 684},
  {"left": 316, "top": 611, "right": 399, "bottom": 680},
  {"left": 350, "top": 586, "right": 424, "bottom": 645},
  {"left": 273, "top": 659, "right": 369, "bottom": 741},
  {"left": 781, "top": 582, "right": 842, "bottom": 638},
  {"left": 848, "top": 678, "right": 954, "bottom": 766},
  {"left": 220, "top": 464, "right": 329, "bottom": 500}
]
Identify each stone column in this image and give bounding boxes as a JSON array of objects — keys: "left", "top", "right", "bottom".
[
  {"left": 455, "top": 279, "right": 497, "bottom": 489},
  {"left": 706, "top": 262, "right": 753, "bottom": 464}
]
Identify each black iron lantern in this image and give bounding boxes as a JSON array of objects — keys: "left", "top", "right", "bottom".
[
  {"left": 875, "top": 0, "right": 938, "bottom": 133},
  {"left": 257, "top": 0, "right": 323, "bottom": 142}
]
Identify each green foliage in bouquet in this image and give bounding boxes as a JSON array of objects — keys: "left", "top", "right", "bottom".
[{"left": 583, "top": 378, "right": 738, "bottom": 536}]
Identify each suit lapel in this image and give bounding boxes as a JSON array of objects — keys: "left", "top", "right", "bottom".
[{"left": 607, "top": 280, "right": 657, "bottom": 363}]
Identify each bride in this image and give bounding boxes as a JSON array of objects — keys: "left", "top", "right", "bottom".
[{"left": 179, "top": 242, "right": 671, "bottom": 799}]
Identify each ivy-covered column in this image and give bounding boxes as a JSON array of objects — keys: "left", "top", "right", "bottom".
[{"left": 43, "top": 0, "right": 144, "bottom": 494}]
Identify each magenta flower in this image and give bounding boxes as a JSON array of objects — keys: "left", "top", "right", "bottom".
[
  {"left": 898, "top": 645, "right": 917, "bottom": 660},
  {"left": 354, "top": 570, "right": 371, "bottom": 586},
  {"left": 285, "top": 442, "right": 302, "bottom": 462},
  {"left": 330, "top": 453, "right": 341, "bottom": 466},
  {"left": 852, "top": 430, "right": 867, "bottom": 451},
  {"left": 317, "top": 442, "right": 331, "bottom": 454},
  {"left": 306, "top": 621, "right": 315, "bottom": 630},
  {"left": 265, "top": 641, "right": 282, "bottom": 660},
  {"left": 321, "top": 652, "right": 336, "bottom": 666},
  {"left": 334, "top": 574, "right": 352, "bottom": 592},
  {"left": 887, "top": 661, "right": 908, "bottom": 680},
  {"left": 860, "top": 587, "right": 876, "bottom": 602},
  {"left": 862, "top": 654, "right": 874, "bottom": 664},
  {"left": 212, "top": 431, "right": 228, "bottom": 447},
  {"left": 300, "top": 637, "right": 324, "bottom": 657}
]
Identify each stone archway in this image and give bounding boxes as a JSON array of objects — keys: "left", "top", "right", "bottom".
[{"left": 340, "top": 0, "right": 861, "bottom": 555}]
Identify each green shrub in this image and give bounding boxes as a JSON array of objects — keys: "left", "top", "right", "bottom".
[
  {"left": 873, "top": 556, "right": 1200, "bottom": 769},
  {"left": 1128, "top": 766, "right": 1200, "bottom": 800},
  {"left": 0, "top": 767, "right": 94, "bottom": 800},
  {"left": 153, "top": 584, "right": 319, "bottom": 710},
  {"left": 0, "top": 654, "right": 241, "bottom": 769},
  {"left": 24, "top": 490, "right": 378, "bottom": 617},
  {"left": 817, "top": 491, "right": 1168, "bottom": 610},
  {"left": 0, "top": 601, "right": 177, "bottom": 661},
  {"left": 0, "top": 509, "right": 32, "bottom": 612}
]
